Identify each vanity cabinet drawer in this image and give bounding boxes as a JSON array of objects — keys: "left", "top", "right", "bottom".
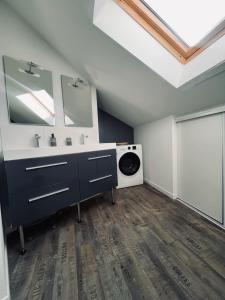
[
  {"left": 8, "top": 180, "right": 79, "bottom": 225},
  {"left": 5, "top": 154, "right": 77, "bottom": 194},
  {"left": 78, "top": 149, "right": 117, "bottom": 178},
  {"left": 95, "top": 149, "right": 117, "bottom": 177},
  {"left": 78, "top": 151, "right": 98, "bottom": 181},
  {"left": 78, "top": 149, "right": 117, "bottom": 200},
  {"left": 79, "top": 173, "right": 117, "bottom": 200}
]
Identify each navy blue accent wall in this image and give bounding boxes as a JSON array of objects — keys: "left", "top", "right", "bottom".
[{"left": 98, "top": 108, "right": 134, "bottom": 144}]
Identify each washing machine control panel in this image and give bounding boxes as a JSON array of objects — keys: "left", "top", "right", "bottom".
[{"left": 127, "top": 145, "right": 137, "bottom": 150}]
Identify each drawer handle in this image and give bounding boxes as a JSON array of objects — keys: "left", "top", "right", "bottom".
[
  {"left": 88, "top": 155, "right": 111, "bottom": 161},
  {"left": 29, "top": 187, "right": 70, "bottom": 203},
  {"left": 89, "top": 174, "right": 112, "bottom": 183},
  {"left": 26, "top": 162, "right": 68, "bottom": 171}
]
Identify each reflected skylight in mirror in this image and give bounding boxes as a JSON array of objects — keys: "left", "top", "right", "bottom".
[
  {"left": 16, "top": 90, "right": 74, "bottom": 126},
  {"left": 65, "top": 115, "right": 74, "bottom": 125},
  {"left": 143, "top": 0, "right": 225, "bottom": 46},
  {"left": 17, "top": 90, "right": 55, "bottom": 125}
]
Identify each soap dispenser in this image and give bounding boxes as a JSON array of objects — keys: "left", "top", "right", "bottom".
[
  {"left": 65, "top": 137, "right": 72, "bottom": 146},
  {"left": 50, "top": 133, "right": 57, "bottom": 146}
]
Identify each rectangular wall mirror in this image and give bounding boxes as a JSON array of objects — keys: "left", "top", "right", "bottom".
[
  {"left": 3, "top": 55, "right": 55, "bottom": 126},
  {"left": 61, "top": 75, "right": 93, "bottom": 127}
]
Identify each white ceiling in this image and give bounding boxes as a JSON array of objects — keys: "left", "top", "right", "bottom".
[{"left": 5, "top": 0, "right": 225, "bottom": 127}]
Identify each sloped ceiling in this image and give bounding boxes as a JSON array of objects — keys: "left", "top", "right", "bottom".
[{"left": 5, "top": 0, "right": 225, "bottom": 127}]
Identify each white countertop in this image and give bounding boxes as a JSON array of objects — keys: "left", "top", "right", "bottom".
[{"left": 3, "top": 143, "right": 116, "bottom": 161}]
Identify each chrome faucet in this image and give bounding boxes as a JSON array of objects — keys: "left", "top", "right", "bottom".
[
  {"left": 80, "top": 134, "right": 88, "bottom": 145},
  {"left": 34, "top": 134, "right": 41, "bottom": 148}
]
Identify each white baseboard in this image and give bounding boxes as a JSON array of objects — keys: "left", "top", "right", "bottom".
[
  {"left": 144, "top": 178, "right": 176, "bottom": 199},
  {"left": 176, "top": 197, "right": 225, "bottom": 229},
  {"left": 144, "top": 178, "right": 225, "bottom": 230}
]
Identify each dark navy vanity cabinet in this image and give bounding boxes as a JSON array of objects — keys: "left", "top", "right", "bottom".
[
  {"left": 4, "top": 148, "right": 117, "bottom": 253},
  {"left": 5, "top": 154, "right": 79, "bottom": 226},
  {"left": 78, "top": 150, "right": 117, "bottom": 200}
]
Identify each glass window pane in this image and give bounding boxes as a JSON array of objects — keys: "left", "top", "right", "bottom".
[{"left": 143, "top": 0, "right": 225, "bottom": 46}]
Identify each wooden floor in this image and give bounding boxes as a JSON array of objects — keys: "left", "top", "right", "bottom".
[{"left": 7, "top": 185, "right": 225, "bottom": 300}]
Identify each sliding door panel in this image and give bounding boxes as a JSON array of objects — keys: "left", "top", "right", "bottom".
[{"left": 177, "top": 114, "right": 223, "bottom": 223}]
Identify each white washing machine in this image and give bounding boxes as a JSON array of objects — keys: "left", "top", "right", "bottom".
[{"left": 116, "top": 144, "right": 143, "bottom": 189}]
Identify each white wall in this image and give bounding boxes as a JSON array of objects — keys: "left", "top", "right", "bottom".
[
  {"left": 0, "top": 208, "right": 9, "bottom": 300},
  {"left": 134, "top": 116, "right": 177, "bottom": 199},
  {"left": 0, "top": 1, "right": 99, "bottom": 151}
]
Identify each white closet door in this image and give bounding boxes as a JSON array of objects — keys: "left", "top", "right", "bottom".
[{"left": 177, "top": 114, "right": 223, "bottom": 223}]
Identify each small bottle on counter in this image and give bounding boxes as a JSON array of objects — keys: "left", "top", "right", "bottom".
[
  {"left": 50, "top": 133, "right": 57, "bottom": 146},
  {"left": 65, "top": 137, "right": 72, "bottom": 146}
]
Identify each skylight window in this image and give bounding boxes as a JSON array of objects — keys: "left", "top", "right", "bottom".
[
  {"left": 117, "top": 0, "right": 225, "bottom": 63},
  {"left": 143, "top": 0, "right": 225, "bottom": 47}
]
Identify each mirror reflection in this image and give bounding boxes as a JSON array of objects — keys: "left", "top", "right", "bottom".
[
  {"left": 3, "top": 56, "right": 55, "bottom": 126},
  {"left": 61, "top": 75, "right": 93, "bottom": 127}
]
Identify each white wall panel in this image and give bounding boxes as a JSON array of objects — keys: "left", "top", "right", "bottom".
[
  {"left": 177, "top": 114, "right": 223, "bottom": 223},
  {"left": 0, "top": 208, "right": 9, "bottom": 300},
  {"left": 134, "top": 116, "right": 176, "bottom": 198}
]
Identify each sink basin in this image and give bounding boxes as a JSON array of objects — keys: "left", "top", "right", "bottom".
[{"left": 3, "top": 143, "right": 116, "bottom": 161}]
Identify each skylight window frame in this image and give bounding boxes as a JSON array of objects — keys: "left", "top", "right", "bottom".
[{"left": 116, "top": 0, "right": 225, "bottom": 64}]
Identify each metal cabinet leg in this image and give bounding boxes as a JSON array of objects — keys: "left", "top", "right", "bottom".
[
  {"left": 112, "top": 188, "right": 115, "bottom": 205},
  {"left": 18, "top": 226, "right": 27, "bottom": 255},
  {"left": 77, "top": 203, "right": 81, "bottom": 223}
]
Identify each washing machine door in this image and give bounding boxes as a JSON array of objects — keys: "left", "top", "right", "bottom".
[{"left": 119, "top": 152, "right": 140, "bottom": 176}]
